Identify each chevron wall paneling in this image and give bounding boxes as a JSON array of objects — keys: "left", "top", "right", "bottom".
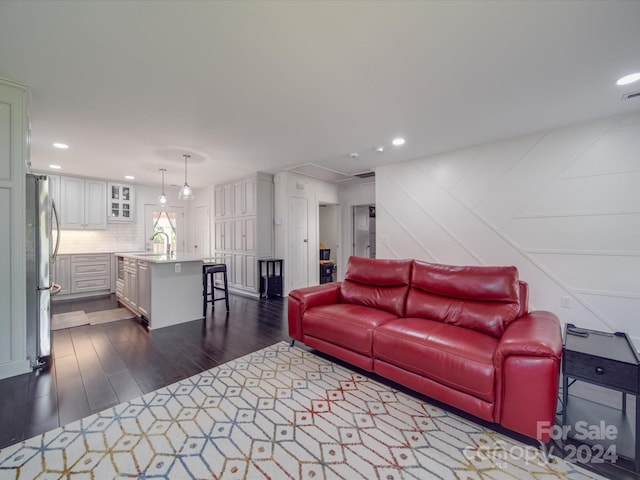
[{"left": 376, "top": 112, "right": 640, "bottom": 346}]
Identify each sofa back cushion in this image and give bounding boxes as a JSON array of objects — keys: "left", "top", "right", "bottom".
[
  {"left": 406, "top": 260, "right": 521, "bottom": 338},
  {"left": 341, "top": 256, "right": 413, "bottom": 317}
]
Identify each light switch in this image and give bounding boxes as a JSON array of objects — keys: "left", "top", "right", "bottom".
[{"left": 175, "top": 263, "right": 181, "bottom": 273}]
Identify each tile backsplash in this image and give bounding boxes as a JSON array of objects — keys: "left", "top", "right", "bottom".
[{"left": 57, "top": 222, "right": 145, "bottom": 254}]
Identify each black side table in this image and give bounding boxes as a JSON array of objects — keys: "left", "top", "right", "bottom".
[
  {"left": 258, "top": 259, "right": 283, "bottom": 298},
  {"left": 563, "top": 323, "right": 640, "bottom": 470}
]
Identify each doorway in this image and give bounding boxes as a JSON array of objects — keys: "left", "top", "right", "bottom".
[
  {"left": 353, "top": 204, "right": 375, "bottom": 258},
  {"left": 318, "top": 203, "right": 339, "bottom": 283}
]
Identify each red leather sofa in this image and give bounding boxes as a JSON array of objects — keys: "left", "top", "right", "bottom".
[{"left": 288, "top": 256, "right": 562, "bottom": 442}]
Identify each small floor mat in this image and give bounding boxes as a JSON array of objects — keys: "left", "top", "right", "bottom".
[
  {"left": 87, "top": 308, "right": 135, "bottom": 325},
  {"left": 50, "top": 310, "right": 89, "bottom": 330}
]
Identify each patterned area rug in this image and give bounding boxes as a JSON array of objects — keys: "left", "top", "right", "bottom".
[{"left": 0, "top": 342, "right": 603, "bottom": 479}]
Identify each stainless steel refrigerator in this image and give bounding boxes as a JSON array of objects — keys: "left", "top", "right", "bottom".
[{"left": 25, "top": 174, "right": 60, "bottom": 369}]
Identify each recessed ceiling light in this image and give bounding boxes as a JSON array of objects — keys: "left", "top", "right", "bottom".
[
  {"left": 125, "top": 175, "right": 134, "bottom": 180},
  {"left": 392, "top": 138, "right": 405, "bottom": 146},
  {"left": 49, "top": 164, "right": 61, "bottom": 169},
  {"left": 375, "top": 146, "right": 384, "bottom": 153},
  {"left": 53, "top": 143, "right": 69, "bottom": 149},
  {"left": 616, "top": 73, "right": 640, "bottom": 86}
]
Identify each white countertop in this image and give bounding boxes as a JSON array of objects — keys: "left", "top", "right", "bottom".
[{"left": 115, "top": 252, "right": 206, "bottom": 264}]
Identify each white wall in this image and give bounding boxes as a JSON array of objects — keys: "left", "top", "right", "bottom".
[{"left": 376, "top": 112, "right": 640, "bottom": 346}]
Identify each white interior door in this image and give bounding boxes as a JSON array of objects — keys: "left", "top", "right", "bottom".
[
  {"left": 289, "top": 196, "right": 308, "bottom": 290},
  {"left": 194, "top": 205, "right": 210, "bottom": 257},
  {"left": 353, "top": 205, "right": 370, "bottom": 258}
]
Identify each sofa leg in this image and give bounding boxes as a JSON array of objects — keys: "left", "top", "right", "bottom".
[{"left": 290, "top": 338, "right": 295, "bottom": 347}]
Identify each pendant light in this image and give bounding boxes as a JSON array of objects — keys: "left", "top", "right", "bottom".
[
  {"left": 178, "top": 154, "right": 194, "bottom": 200},
  {"left": 156, "top": 168, "right": 168, "bottom": 210}
]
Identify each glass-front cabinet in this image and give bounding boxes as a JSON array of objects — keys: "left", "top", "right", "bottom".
[{"left": 108, "top": 182, "right": 134, "bottom": 222}]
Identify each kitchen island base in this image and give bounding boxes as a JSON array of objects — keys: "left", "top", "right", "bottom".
[{"left": 115, "top": 253, "right": 204, "bottom": 330}]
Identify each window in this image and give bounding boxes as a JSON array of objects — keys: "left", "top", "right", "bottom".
[{"left": 144, "top": 205, "right": 184, "bottom": 254}]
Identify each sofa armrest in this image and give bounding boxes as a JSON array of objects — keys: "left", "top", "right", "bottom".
[
  {"left": 494, "top": 311, "right": 562, "bottom": 441},
  {"left": 288, "top": 283, "right": 341, "bottom": 342},
  {"left": 496, "top": 311, "right": 562, "bottom": 360}
]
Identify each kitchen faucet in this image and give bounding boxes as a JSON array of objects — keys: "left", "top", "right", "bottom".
[{"left": 150, "top": 231, "right": 171, "bottom": 255}]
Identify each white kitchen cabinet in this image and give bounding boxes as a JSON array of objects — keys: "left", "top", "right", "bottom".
[
  {"left": 108, "top": 182, "right": 134, "bottom": 222},
  {"left": 60, "top": 176, "right": 107, "bottom": 229},
  {"left": 233, "top": 182, "right": 243, "bottom": 215},
  {"left": 122, "top": 257, "right": 138, "bottom": 310},
  {"left": 52, "top": 254, "right": 71, "bottom": 296},
  {"left": 70, "top": 254, "right": 111, "bottom": 294},
  {"left": 137, "top": 260, "right": 149, "bottom": 318},
  {"left": 214, "top": 187, "right": 224, "bottom": 217},
  {"left": 0, "top": 78, "right": 29, "bottom": 379},
  {"left": 223, "top": 185, "right": 233, "bottom": 216},
  {"left": 231, "top": 254, "right": 243, "bottom": 289},
  {"left": 213, "top": 173, "right": 273, "bottom": 295}
]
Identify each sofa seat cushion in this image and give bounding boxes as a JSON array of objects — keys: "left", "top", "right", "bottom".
[
  {"left": 373, "top": 318, "right": 499, "bottom": 402},
  {"left": 303, "top": 304, "right": 400, "bottom": 356}
]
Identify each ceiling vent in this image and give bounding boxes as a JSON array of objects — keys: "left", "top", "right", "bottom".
[
  {"left": 284, "top": 163, "right": 353, "bottom": 183},
  {"left": 353, "top": 171, "right": 375, "bottom": 179},
  {"left": 622, "top": 91, "right": 640, "bottom": 101}
]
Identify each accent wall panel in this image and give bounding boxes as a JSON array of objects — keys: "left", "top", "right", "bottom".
[{"left": 376, "top": 112, "right": 640, "bottom": 346}]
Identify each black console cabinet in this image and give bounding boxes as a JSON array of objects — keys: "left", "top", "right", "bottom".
[
  {"left": 259, "top": 259, "right": 283, "bottom": 298},
  {"left": 562, "top": 323, "right": 640, "bottom": 470}
]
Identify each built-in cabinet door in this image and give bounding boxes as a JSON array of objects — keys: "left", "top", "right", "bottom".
[
  {"left": 232, "top": 254, "right": 243, "bottom": 288},
  {"left": 210, "top": 173, "right": 273, "bottom": 298},
  {"left": 214, "top": 220, "right": 223, "bottom": 251},
  {"left": 53, "top": 255, "right": 71, "bottom": 295},
  {"left": 233, "top": 182, "right": 243, "bottom": 215},
  {"left": 123, "top": 259, "right": 137, "bottom": 309},
  {"left": 107, "top": 182, "right": 134, "bottom": 222},
  {"left": 84, "top": 180, "right": 107, "bottom": 229},
  {"left": 60, "top": 176, "right": 85, "bottom": 228},
  {"left": 222, "top": 220, "right": 233, "bottom": 251},
  {"left": 221, "top": 253, "right": 233, "bottom": 286},
  {"left": 137, "top": 261, "right": 149, "bottom": 317},
  {"left": 244, "top": 178, "right": 256, "bottom": 215},
  {"left": 244, "top": 255, "right": 257, "bottom": 291},
  {"left": 244, "top": 217, "right": 256, "bottom": 252},
  {"left": 0, "top": 78, "right": 28, "bottom": 379},
  {"left": 223, "top": 185, "right": 233, "bottom": 216},
  {"left": 59, "top": 176, "right": 106, "bottom": 229},
  {"left": 214, "top": 187, "right": 224, "bottom": 217},
  {"left": 233, "top": 218, "right": 244, "bottom": 251}
]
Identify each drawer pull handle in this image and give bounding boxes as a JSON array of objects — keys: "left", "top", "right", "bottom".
[{"left": 595, "top": 366, "right": 605, "bottom": 375}]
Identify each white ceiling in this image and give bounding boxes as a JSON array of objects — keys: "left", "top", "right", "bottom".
[{"left": 1, "top": 1, "right": 639, "bottom": 190}]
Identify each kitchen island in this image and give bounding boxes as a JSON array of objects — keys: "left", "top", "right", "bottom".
[{"left": 114, "top": 252, "right": 204, "bottom": 330}]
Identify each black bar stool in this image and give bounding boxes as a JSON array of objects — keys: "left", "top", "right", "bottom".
[{"left": 202, "top": 262, "right": 229, "bottom": 315}]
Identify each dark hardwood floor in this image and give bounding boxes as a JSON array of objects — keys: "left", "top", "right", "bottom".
[
  {"left": 0, "top": 292, "right": 289, "bottom": 450},
  {"left": 0, "top": 293, "right": 636, "bottom": 479}
]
